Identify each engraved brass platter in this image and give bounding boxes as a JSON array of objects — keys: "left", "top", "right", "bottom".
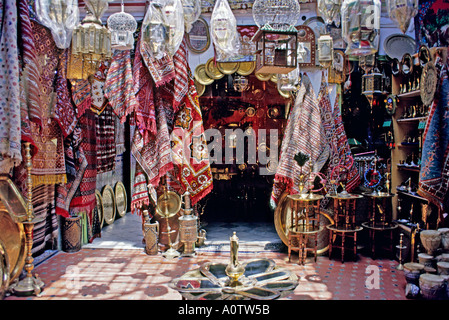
[
  {"left": 217, "top": 61, "right": 239, "bottom": 75},
  {"left": 194, "top": 79, "right": 205, "bottom": 96},
  {"left": 114, "top": 182, "right": 127, "bottom": 218},
  {"left": 156, "top": 191, "right": 182, "bottom": 219},
  {"left": 274, "top": 191, "right": 333, "bottom": 254},
  {"left": 205, "top": 57, "right": 224, "bottom": 80},
  {"left": 194, "top": 64, "right": 214, "bottom": 86},
  {"left": 95, "top": 190, "right": 104, "bottom": 229},
  {"left": 0, "top": 211, "right": 26, "bottom": 284},
  {"left": 102, "top": 185, "right": 116, "bottom": 225},
  {"left": 237, "top": 61, "right": 256, "bottom": 76},
  {"left": 420, "top": 62, "right": 438, "bottom": 107},
  {"left": 0, "top": 239, "right": 10, "bottom": 299},
  {"left": 255, "top": 73, "right": 272, "bottom": 82}
]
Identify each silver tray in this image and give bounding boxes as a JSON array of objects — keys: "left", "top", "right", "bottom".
[{"left": 384, "top": 34, "right": 416, "bottom": 60}]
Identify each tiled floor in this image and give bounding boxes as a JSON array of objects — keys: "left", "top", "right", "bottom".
[{"left": 4, "top": 213, "right": 408, "bottom": 300}]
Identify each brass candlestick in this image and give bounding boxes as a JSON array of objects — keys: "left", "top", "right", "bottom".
[
  {"left": 396, "top": 233, "right": 406, "bottom": 270},
  {"left": 11, "top": 143, "right": 44, "bottom": 296},
  {"left": 225, "top": 232, "right": 245, "bottom": 287}
]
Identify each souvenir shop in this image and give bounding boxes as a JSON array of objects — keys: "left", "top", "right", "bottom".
[{"left": 1, "top": 0, "right": 449, "bottom": 301}]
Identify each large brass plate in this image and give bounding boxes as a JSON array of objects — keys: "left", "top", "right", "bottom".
[
  {"left": 156, "top": 191, "right": 181, "bottom": 219},
  {"left": 102, "top": 185, "right": 116, "bottom": 225},
  {"left": 237, "top": 61, "right": 256, "bottom": 76},
  {"left": 217, "top": 61, "right": 239, "bottom": 75},
  {"left": 205, "top": 58, "right": 224, "bottom": 80},
  {"left": 0, "top": 211, "right": 26, "bottom": 284},
  {"left": 420, "top": 62, "right": 438, "bottom": 107},
  {"left": 273, "top": 192, "right": 333, "bottom": 254},
  {"left": 0, "top": 239, "right": 10, "bottom": 299},
  {"left": 255, "top": 73, "right": 272, "bottom": 82},
  {"left": 194, "top": 64, "right": 214, "bottom": 86},
  {"left": 95, "top": 190, "right": 104, "bottom": 229},
  {"left": 114, "top": 182, "right": 127, "bottom": 218},
  {"left": 194, "top": 79, "right": 205, "bottom": 97}
]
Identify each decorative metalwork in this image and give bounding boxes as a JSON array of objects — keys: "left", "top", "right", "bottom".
[
  {"left": 318, "top": 0, "right": 342, "bottom": 27},
  {"left": 163, "top": 0, "right": 185, "bottom": 56},
  {"left": 387, "top": 0, "right": 418, "bottom": 34},
  {"left": 107, "top": 1, "right": 137, "bottom": 51},
  {"left": 341, "top": 0, "right": 381, "bottom": 56},
  {"left": 141, "top": 0, "right": 169, "bottom": 60},
  {"left": 252, "top": 0, "right": 301, "bottom": 31},
  {"left": 233, "top": 75, "right": 249, "bottom": 92},
  {"left": 179, "top": 192, "right": 198, "bottom": 257}
]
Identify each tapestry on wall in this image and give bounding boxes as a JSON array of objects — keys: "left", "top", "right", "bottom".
[
  {"left": 418, "top": 56, "right": 449, "bottom": 224},
  {"left": 414, "top": 0, "right": 449, "bottom": 48}
]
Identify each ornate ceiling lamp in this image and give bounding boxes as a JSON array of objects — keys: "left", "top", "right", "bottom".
[
  {"left": 318, "top": 0, "right": 342, "bottom": 27},
  {"left": 181, "top": 0, "right": 201, "bottom": 33},
  {"left": 387, "top": 0, "right": 419, "bottom": 34},
  {"left": 252, "top": 0, "right": 300, "bottom": 74},
  {"left": 72, "top": 0, "right": 111, "bottom": 63},
  {"left": 317, "top": 0, "right": 342, "bottom": 68},
  {"left": 341, "top": 0, "right": 381, "bottom": 56},
  {"left": 35, "top": 0, "right": 80, "bottom": 49},
  {"left": 210, "top": 0, "right": 240, "bottom": 61},
  {"left": 163, "top": 0, "right": 185, "bottom": 56},
  {"left": 107, "top": 1, "right": 138, "bottom": 51},
  {"left": 141, "top": 0, "right": 169, "bottom": 60}
]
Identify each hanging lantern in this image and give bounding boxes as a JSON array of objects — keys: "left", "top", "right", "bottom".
[
  {"left": 359, "top": 53, "right": 376, "bottom": 73},
  {"left": 362, "top": 68, "right": 383, "bottom": 107},
  {"left": 163, "top": 0, "right": 185, "bottom": 56},
  {"left": 72, "top": 0, "right": 111, "bottom": 62},
  {"left": 341, "top": 0, "right": 381, "bottom": 56},
  {"left": 181, "top": 0, "right": 201, "bottom": 33},
  {"left": 107, "top": 2, "right": 137, "bottom": 51},
  {"left": 233, "top": 75, "right": 249, "bottom": 92},
  {"left": 252, "top": 0, "right": 301, "bottom": 31},
  {"left": 387, "top": 0, "right": 418, "bottom": 34},
  {"left": 35, "top": 0, "right": 80, "bottom": 49},
  {"left": 317, "top": 0, "right": 343, "bottom": 27},
  {"left": 277, "top": 66, "right": 300, "bottom": 92},
  {"left": 317, "top": 34, "right": 334, "bottom": 68},
  {"left": 141, "top": 0, "right": 169, "bottom": 60}
]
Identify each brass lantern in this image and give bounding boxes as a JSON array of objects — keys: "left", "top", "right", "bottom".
[
  {"left": 317, "top": 34, "right": 334, "bottom": 68},
  {"left": 72, "top": 0, "right": 111, "bottom": 63},
  {"left": 107, "top": 2, "right": 137, "bottom": 51},
  {"left": 253, "top": 26, "right": 298, "bottom": 74},
  {"left": 362, "top": 68, "right": 383, "bottom": 107},
  {"left": 341, "top": 0, "right": 381, "bottom": 56}
]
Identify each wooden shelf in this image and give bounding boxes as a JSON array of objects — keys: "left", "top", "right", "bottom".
[
  {"left": 397, "top": 116, "right": 427, "bottom": 123},
  {"left": 397, "top": 165, "right": 420, "bottom": 172},
  {"left": 397, "top": 90, "right": 421, "bottom": 99},
  {"left": 396, "top": 190, "right": 428, "bottom": 202}
]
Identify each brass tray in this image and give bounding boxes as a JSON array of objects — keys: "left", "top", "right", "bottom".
[
  {"left": 156, "top": 191, "right": 182, "bottom": 219},
  {"left": 420, "top": 62, "right": 438, "bottom": 107},
  {"left": 95, "top": 190, "right": 104, "bottom": 229},
  {"left": 114, "top": 182, "right": 127, "bottom": 218},
  {"left": 205, "top": 58, "right": 224, "bottom": 80},
  {"left": 255, "top": 73, "right": 272, "bottom": 82},
  {"left": 0, "top": 211, "right": 26, "bottom": 285},
  {"left": 273, "top": 191, "right": 333, "bottom": 254},
  {"left": 194, "top": 64, "right": 214, "bottom": 86},
  {"left": 194, "top": 79, "right": 205, "bottom": 97},
  {"left": 236, "top": 61, "right": 256, "bottom": 76},
  {"left": 0, "top": 239, "right": 10, "bottom": 299},
  {"left": 217, "top": 61, "right": 239, "bottom": 75},
  {"left": 102, "top": 185, "right": 116, "bottom": 225}
]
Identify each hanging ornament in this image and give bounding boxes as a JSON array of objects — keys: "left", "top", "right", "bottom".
[
  {"left": 72, "top": 0, "right": 111, "bottom": 66},
  {"left": 107, "top": 1, "right": 138, "bottom": 51},
  {"left": 387, "top": 0, "right": 419, "bottom": 34},
  {"left": 317, "top": 34, "right": 334, "bottom": 68},
  {"left": 341, "top": 0, "right": 381, "bottom": 56},
  {"left": 210, "top": 0, "right": 241, "bottom": 61},
  {"left": 233, "top": 75, "right": 249, "bottom": 92},
  {"left": 35, "top": 0, "right": 79, "bottom": 49},
  {"left": 162, "top": 0, "right": 185, "bottom": 56},
  {"left": 252, "top": 0, "right": 301, "bottom": 31},
  {"left": 141, "top": 0, "right": 169, "bottom": 60},
  {"left": 317, "top": 0, "right": 342, "bottom": 27},
  {"left": 181, "top": 0, "right": 201, "bottom": 33}
]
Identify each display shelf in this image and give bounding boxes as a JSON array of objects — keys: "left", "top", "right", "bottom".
[
  {"left": 396, "top": 190, "right": 428, "bottom": 203},
  {"left": 397, "top": 90, "right": 421, "bottom": 99},
  {"left": 397, "top": 116, "right": 427, "bottom": 123}
]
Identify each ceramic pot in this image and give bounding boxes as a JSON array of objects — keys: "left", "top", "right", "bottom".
[
  {"left": 419, "top": 273, "right": 446, "bottom": 300},
  {"left": 438, "top": 228, "right": 449, "bottom": 251},
  {"left": 418, "top": 253, "right": 435, "bottom": 268},
  {"left": 404, "top": 262, "right": 424, "bottom": 285},
  {"left": 420, "top": 230, "right": 441, "bottom": 256},
  {"left": 437, "top": 261, "right": 449, "bottom": 275}
]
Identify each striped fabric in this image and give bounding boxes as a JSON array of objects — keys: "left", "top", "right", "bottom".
[
  {"left": 172, "top": 38, "right": 190, "bottom": 112},
  {"left": 104, "top": 50, "right": 139, "bottom": 123},
  {"left": 95, "top": 104, "right": 116, "bottom": 174},
  {"left": 70, "top": 79, "right": 92, "bottom": 118}
]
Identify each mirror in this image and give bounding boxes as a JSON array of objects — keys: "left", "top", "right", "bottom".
[
  {"left": 400, "top": 53, "right": 413, "bottom": 76},
  {"left": 391, "top": 58, "right": 400, "bottom": 76},
  {"left": 418, "top": 45, "right": 432, "bottom": 67},
  {"left": 296, "top": 26, "right": 315, "bottom": 68}
]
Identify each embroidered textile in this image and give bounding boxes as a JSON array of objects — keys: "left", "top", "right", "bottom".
[
  {"left": 96, "top": 104, "right": 116, "bottom": 173},
  {"left": 131, "top": 163, "right": 150, "bottom": 215},
  {"left": 54, "top": 50, "right": 77, "bottom": 138},
  {"left": 0, "top": 0, "right": 22, "bottom": 172},
  {"left": 30, "top": 120, "right": 67, "bottom": 186},
  {"left": 55, "top": 127, "right": 88, "bottom": 218},
  {"left": 172, "top": 38, "right": 190, "bottom": 112},
  {"left": 70, "top": 110, "right": 97, "bottom": 218},
  {"left": 140, "top": 39, "right": 175, "bottom": 87},
  {"left": 70, "top": 79, "right": 92, "bottom": 118},
  {"left": 419, "top": 59, "right": 449, "bottom": 222},
  {"left": 133, "top": 37, "right": 157, "bottom": 135},
  {"left": 90, "top": 60, "right": 110, "bottom": 115},
  {"left": 104, "top": 50, "right": 138, "bottom": 123},
  {"left": 271, "top": 74, "right": 328, "bottom": 205}
]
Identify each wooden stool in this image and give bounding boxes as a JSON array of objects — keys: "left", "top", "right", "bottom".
[
  {"left": 327, "top": 225, "right": 363, "bottom": 262},
  {"left": 287, "top": 194, "right": 324, "bottom": 265}
]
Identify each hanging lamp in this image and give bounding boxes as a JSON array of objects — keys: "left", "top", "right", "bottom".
[
  {"left": 341, "top": 0, "right": 381, "bottom": 56},
  {"left": 387, "top": 0, "right": 419, "bottom": 34},
  {"left": 107, "top": 0, "right": 138, "bottom": 51}
]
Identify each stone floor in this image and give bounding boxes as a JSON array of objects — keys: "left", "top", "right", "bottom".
[{"left": 3, "top": 212, "right": 412, "bottom": 301}]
